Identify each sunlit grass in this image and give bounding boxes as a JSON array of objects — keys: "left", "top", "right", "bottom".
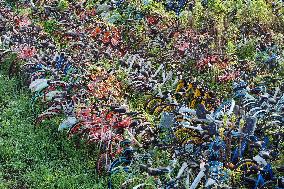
[{"left": 0, "top": 74, "right": 108, "bottom": 189}]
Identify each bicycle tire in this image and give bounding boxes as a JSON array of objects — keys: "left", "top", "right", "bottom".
[{"left": 234, "top": 159, "right": 259, "bottom": 176}]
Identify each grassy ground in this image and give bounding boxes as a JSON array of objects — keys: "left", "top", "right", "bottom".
[{"left": 0, "top": 74, "right": 106, "bottom": 189}]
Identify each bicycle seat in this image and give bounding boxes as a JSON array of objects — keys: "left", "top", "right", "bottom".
[
  {"left": 125, "top": 111, "right": 139, "bottom": 116},
  {"left": 139, "top": 164, "right": 150, "bottom": 171},
  {"left": 259, "top": 151, "right": 271, "bottom": 160},
  {"left": 268, "top": 98, "right": 277, "bottom": 104},
  {"left": 250, "top": 141, "right": 262, "bottom": 148},
  {"left": 129, "top": 120, "right": 140, "bottom": 127},
  {"left": 188, "top": 161, "right": 199, "bottom": 168},
  {"left": 276, "top": 166, "right": 284, "bottom": 173},
  {"left": 148, "top": 167, "right": 170, "bottom": 176},
  {"left": 112, "top": 107, "right": 127, "bottom": 113},
  {"left": 196, "top": 104, "right": 210, "bottom": 119},
  {"left": 251, "top": 87, "right": 262, "bottom": 94}
]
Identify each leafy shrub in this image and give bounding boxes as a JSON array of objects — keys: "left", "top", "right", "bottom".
[
  {"left": 237, "top": 0, "right": 274, "bottom": 27},
  {"left": 57, "top": 0, "right": 69, "bottom": 11},
  {"left": 236, "top": 39, "right": 257, "bottom": 61},
  {"left": 42, "top": 19, "right": 59, "bottom": 35}
]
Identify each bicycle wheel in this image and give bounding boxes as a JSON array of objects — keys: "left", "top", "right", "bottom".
[
  {"left": 174, "top": 128, "right": 197, "bottom": 143},
  {"left": 234, "top": 159, "right": 259, "bottom": 177},
  {"left": 175, "top": 79, "right": 186, "bottom": 93},
  {"left": 145, "top": 97, "right": 162, "bottom": 112},
  {"left": 162, "top": 104, "right": 176, "bottom": 113},
  {"left": 151, "top": 103, "right": 166, "bottom": 116},
  {"left": 182, "top": 136, "right": 204, "bottom": 145}
]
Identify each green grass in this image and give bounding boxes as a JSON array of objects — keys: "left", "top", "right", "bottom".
[{"left": 0, "top": 74, "right": 107, "bottom": 189}]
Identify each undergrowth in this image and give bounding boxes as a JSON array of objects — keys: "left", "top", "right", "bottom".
[{"left": 0, "top": 74, "right": 109, "bottom": 189}]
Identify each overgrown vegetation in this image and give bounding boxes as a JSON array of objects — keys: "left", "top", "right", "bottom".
[
  {"left": 1, "top": 0, "right": 284, "bottom": 188},
  {"left": 0, "top": 74, "right": 107, "bottom": 188}
]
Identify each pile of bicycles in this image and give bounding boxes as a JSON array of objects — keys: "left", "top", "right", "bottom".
[
  {"left": 112, "top": 80, "right": 283, "bottom": 188},
  {"left": 1, "top": 0, "right": 283, "bottom": 188}
]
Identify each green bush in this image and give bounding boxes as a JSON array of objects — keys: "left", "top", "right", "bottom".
[
  {"left": 57, "top": 0, "right": 69, "bottom": 11},
  {"left": 42, "top": 19, "right": 59, "bottom": 35},
  {"left": 236, "top": 39, "right": 257, "bottom": 61}
]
